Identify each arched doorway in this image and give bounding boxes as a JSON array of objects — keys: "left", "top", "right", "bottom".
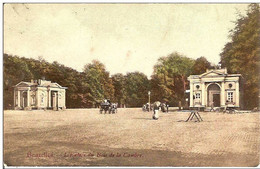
[{"left": 207, "top": 84, "right": 221, "bottom": 107}]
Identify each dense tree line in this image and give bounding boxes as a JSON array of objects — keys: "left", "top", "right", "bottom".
[
  {"left": 151, "top": 54, "right": 211, "bottom": 106},
  {"left": 4, "top": 4, "right": 259, "bottom": 110},
  {"left": 220, "top": 3, "right": 260, "bottom": 109},
  {"left": 3, "top": 53, "right": 211, "bottom": 109}
]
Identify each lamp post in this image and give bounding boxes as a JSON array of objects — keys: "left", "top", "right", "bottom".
[{"left": 148, "top": 91, "right": 151, "bottom": 112}]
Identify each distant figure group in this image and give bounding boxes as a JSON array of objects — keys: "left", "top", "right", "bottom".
[
  {"left": 151, "top": 101, "right": 169, "bottom": 120},
  {"left": 142, "top": 103, "right": 151, "bottom": 112},
  {"left": 100, "top": 99, "right": 118, "bottom": 114}
]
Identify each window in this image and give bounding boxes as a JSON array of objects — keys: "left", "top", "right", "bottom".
[
  {"left": 227, "top": 92, "right": 233, "bottom": 102},
  {"left": 195, "top": 93, "right": 200, "bottom": 99}
]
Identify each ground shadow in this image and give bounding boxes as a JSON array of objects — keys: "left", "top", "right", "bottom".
[{"left": 133, "top": 117, "right": 154, "bottom": 120}]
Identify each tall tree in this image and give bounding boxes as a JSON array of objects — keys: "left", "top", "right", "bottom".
[
  {"left": 220, "top": 3, "right": 260, "bottom": 109},
  {"left": 3, "top": 54, "right": 34, "bottom": 109},
  {"left": 124, "top": 72, "right": 150, "bottom": 107},
  {"left": 111, "top": 73, "right": 126, "bottom": 107},
  {"left": 82, "top": 60, "right": 115, "bottom": 107},
  {"left": 3, "top": 54, "right": 86, "bottom": 109},
  {"left": 192, "top": 56, "right": 212, "bottom": 75},
  {"left": 152, "top": 52, "right": 194, "bottom": 106}
]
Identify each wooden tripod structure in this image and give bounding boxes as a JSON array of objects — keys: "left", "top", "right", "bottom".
[{"left": 185, "top": 110, "right": 203, "bottom": 122}]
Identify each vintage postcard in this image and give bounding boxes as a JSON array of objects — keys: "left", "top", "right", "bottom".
[{"left": 3, "top": 3, "right": 260, "bottom": 167}]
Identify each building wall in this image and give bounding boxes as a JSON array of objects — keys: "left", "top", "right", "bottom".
[
  {"left": 14, "top": 84, "right": 66, "bottom": 110},
  {"left": 189, "top": 76, "right": 240, "bottom": 108},
  {"left": 37, "top": 87, "right": 48, "bottom": 109}
]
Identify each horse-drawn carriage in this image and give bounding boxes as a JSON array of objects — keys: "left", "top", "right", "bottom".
[
  {"left": 100, "top": 99, "right": 117, "bottom": 114},
  {"left": 142, "top": 103, "right": 150, "bottom": 112}
]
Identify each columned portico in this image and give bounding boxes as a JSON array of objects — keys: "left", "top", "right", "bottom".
[
  {"left": 187, "top": 68, "right": 241, "bottom": 109},
  {"left": 14, "top": 79, "right": 67, "bottom": 110}
]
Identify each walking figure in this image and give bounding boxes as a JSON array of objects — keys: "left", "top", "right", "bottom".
[{"left": 152, "top": 101, "right": 161, "bottom": 120}]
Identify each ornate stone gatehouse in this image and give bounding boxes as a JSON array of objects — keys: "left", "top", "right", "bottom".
[
  {"left": 14, "top": 79, "right": 67, "bottom": 110},
  {"left": 187, "top": 68, "right": 242, "bottom": 110}
]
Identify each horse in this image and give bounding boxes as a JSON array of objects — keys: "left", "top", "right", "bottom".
[
  {"left": 110, "top": 103, "right": 118, "bottom": 114},
  {"left": 100, "top": 99, "right": 111, "bottom": 114}
]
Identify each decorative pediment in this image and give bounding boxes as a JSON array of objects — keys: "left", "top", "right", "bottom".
[
  {"left": 199, "top": 70, "right": 226, "bottom": 78},
  {"left": 15, "top": 82, "right": 33, "bottom": 87},
  {"left": 14, "top": 80, "right": 67, "bottom": 89},
  {"left": 52, "top": 83, "right": 63, "bottom": 88}
]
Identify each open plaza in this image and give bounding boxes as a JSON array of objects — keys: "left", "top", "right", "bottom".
[{"left": 3, "top": 108, "right": 260, "bottom": 167}]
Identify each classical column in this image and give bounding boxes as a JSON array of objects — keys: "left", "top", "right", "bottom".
[
  {"left": 190, "top": 82, "right": 194, "bottom": 107},
  {"left": 221, "top": 82, "right": 225, "bottom": 107},
  {"left": 27, "top": 89, "right": 31, "bottom": 107},
  {"left": 36, "top": 89, "right": 39, "bottom": 109},
  {"left": 53, "top": 93, "right": 57, "bottom": 110},
  {"left": 13, "top": 89, "right": 16, "bottom": 108},
  {"left": 235, "top": 81, "right": 240, "bottom": 107},
  {"left": 201, "top": 82, "right": 205, "bottom": 106},
  {"left": 205, "top": 84, "right": 208, "bottom": 107},
  {"left": 57, "top": 92, "right": 59, "bottom": 108},
  {"left": 63, "top": 90, "right": 66, "bottom": 109},
  {"left": 48, "top": 90, "right": 51, "bottom": 108},
  {"left": 17, "top": 90, "right": 21, "bottom": 108}
]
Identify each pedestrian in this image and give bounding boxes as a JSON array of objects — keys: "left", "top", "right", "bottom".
[{"left": 152, "top": 101, "right": 161, "bottom": 120}]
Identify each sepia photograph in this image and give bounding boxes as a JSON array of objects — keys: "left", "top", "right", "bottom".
[{"left": 3, "top": 2, "right": 260, "bottom": 167}]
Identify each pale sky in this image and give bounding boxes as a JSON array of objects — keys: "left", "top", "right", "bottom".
[{"left": 4, "top": 4, "right": 249, "bottom": 78}]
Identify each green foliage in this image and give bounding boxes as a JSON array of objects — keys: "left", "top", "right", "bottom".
[
  {"left": 220, "top": 3, "right": 260, "bottom": 109},
  {"left": 3, "top": 54, "right": 34, "bottom": 109},
  {"left": 111, "top": 73, "right": 126, "bottom": 107},
  {"left": 124, "top": 72, "right": 150, "bottom": 107},
  {"left": 6, "top": 3, "right": 258, "bottom": 111},
  {"left": 192, "top": 56, "right": 212, "bottom": 75},
  {"left": 82, "top": 60, "right": 115, "bottom": 107},
  {"left": 151, "top": 52, "right": 194, "bottom": 106},
  {"left": 3, "top": 54, "right": 82, "bottom": 109}
]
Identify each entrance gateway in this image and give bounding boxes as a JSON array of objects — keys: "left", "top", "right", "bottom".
[
  {"left": 187, "top": 68, "right": 242, "bottom": 110},
  {"left": 13, "top": 79, "right": 67, "bottom": 110},
  {"left": 207, "top": 83, "right": 220, "bottom": 107}
]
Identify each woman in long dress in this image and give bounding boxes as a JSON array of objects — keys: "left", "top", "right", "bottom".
[{"left": 153, "top": 101, "right": 161, "bottom": 120}]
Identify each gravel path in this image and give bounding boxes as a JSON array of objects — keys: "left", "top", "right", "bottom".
[{"left": 4, "top": 108, "right": 260, "bottom": 167}]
